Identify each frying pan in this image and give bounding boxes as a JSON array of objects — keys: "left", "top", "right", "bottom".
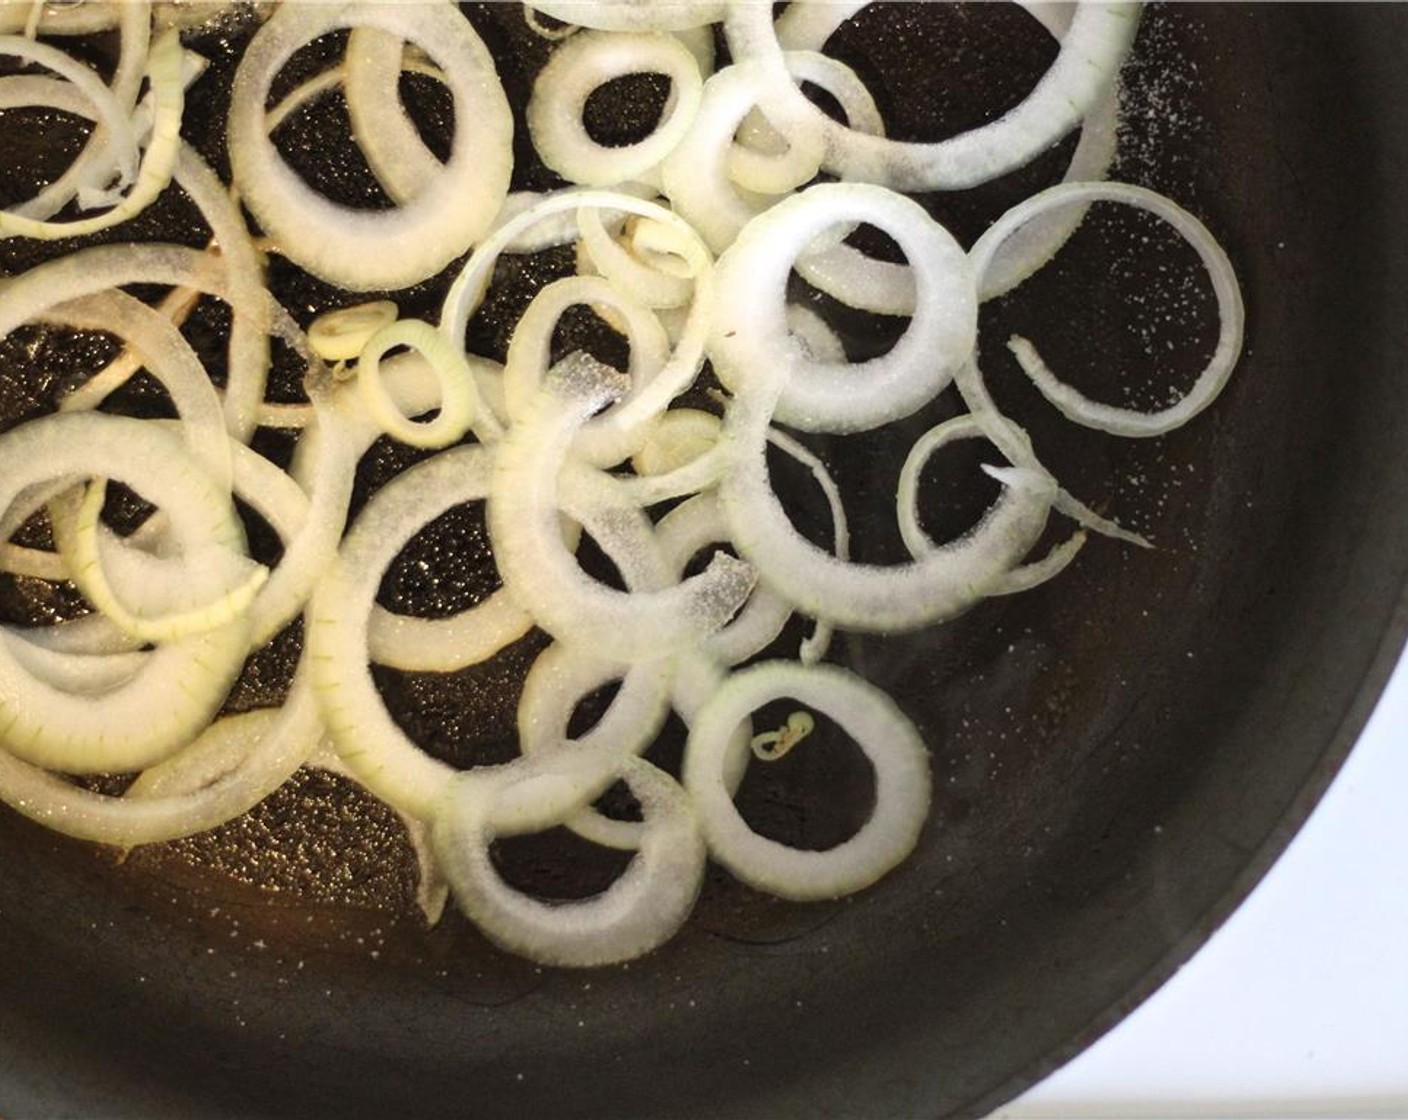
[{"left": 2, "top": 3, "right": 1406, "bottom": 1117}]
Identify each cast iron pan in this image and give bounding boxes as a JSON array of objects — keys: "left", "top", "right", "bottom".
[{"left": 2, "top": 3, "right": 1406, "bottom": 1117}]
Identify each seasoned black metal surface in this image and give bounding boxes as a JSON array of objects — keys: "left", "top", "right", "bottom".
[{"left": 1, "top": 4, "right": 1406, "bottom": 1118}]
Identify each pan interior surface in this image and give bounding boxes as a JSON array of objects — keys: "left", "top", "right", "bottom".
[{"left": 1, "top": 5, "right": 1407, "bottom": 1118}]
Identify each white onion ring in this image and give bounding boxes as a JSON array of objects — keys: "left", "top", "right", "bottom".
[
  {"left": 430, "top": 754, "right": 705, "bottom": 968},
  {"left": 725, "top": 0, "right": 1139, "bottom": 191},
  {"left": 228, "top": 2, "right": 512, "bottom": 291},
  {"left": 969, "top": 182, "right": 1245, "bottom": 438},
  {"left": 682, "top": 660, "right": 930, "bottom": 901},
  {"left": 529, "top": 30, "right": 703, "bottom": 187},
  {"left": 709, "top": 181, "right": 976, "bottom": 434}
]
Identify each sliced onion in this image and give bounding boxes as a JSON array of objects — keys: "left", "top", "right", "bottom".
[
  {"left": 971, "top": 182, "right": 1245, "bottom": 438},
  {"left": 503, "top": 274, "right": 671, "bottom": 466},
  {"left": 0, "top": 414, "right": 250, "bottom": 773},
  {"left": 228, "top": 2, "right": 512, "bottom": 290},
  {"left": 683, "top": 660, "right": 930, "bottom": 901},
  {"left": 0, "top": 29, "right": 188, "bottom": 240},
  {"left": 529, "top": 30, "right": 703, "bottom": 187},
  {"left": 430, "top": 755, "right": 705, "bottom": 967},
  {"left": 528, "top": 1, "right": 725, "bottom": 33},
  {"left": 725, "top": 0, "right": 1140, "bottom": 191},
  {"left": 709, "top": 181, "right": 976, "bottom": 434},
  {"left": 660, "top": 60, "right": 826, "bottom": 255},
  {"left": 488, "top": 352, "right": 755, "bottom": 660},
  {"left": 516, "top": 641, "right": 674, "bottom": 850}
]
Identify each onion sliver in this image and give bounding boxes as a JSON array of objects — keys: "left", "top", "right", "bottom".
[
  {"left": 660, "top": 60, "right": 825, "bottom": 255},
  {"left": 970, "top": 182, "right": 1245, "bottom": 438},
  {"left": 529, "top": 30, "right": 703, "bottom": 187},
  {"left": 308, "top": 445, "right": 524, "bottom": 820},
  {"left": 0, "top": 29, "right": 188, "bottom": 240},
  {"left": 682, "top": 661, "right": 930, "bottom": 901},
  {"left": 430, "top": 755, "right": 705, "bottom": 968},
  {"left": 710, "top": 182, "right": 976, "bottom": 434},
  {"left": 1, "top": 1, "right": 148, "bottom": 220},
  {"left": 655, "top": 493, "right": 791, "bottom": 667},
  {"left": 343, "top": 29, "right": 444, "bottom": 204},
  {"left": 442, "top": 189, "right": 715, "bottom": 447},
  {"left": 720, "top": 385, "right": 1054, "bottom": 632},
  {"left": 228, "top": 2, "right": 512, "bottom": 291}
]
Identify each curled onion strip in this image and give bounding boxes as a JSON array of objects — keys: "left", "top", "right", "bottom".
[
  {"left": 343, "top": 29, "right": 445, "bottom": 204},
  {"left": 971, "top": 182, "right": 1245, "bottom": 438},
  {"left": 516, "top": 641, "right": 674, "bottom": 850},
  {"left": 528, "top": 1, "right": 725, "bottom": 33},
  {"left": 489, "top": 352, "right": 755, "bottom": 661},
  {"left": 660, "top": 60, "right": 826, "bottom": 255},
  {"left": 896, "top": 414, "right": 1088, "bottom": 594},
  {"left": 443, "top": 189, "right": 716, "bottom": 450},
  {"left": 503, "top": 274, "right": 671, "bottom": 466},
  {"left": 0, "top": 670, "right": 321, "bottom": 848},
  {"left": 356, "top": 319, "right": 477, "bottom": 450},
  {"left": 0, "top": 414, "right": 250, "bottom": 773},
  {"left": 0, "top": 29, "right": 188, "bottom": 240}
]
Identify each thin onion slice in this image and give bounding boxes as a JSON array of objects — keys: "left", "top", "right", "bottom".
[
  {"left": 683, "top": 660, "right": 930, "bottom": 901},
  {"left": 970, "top": 182, "right": 1245, "bottom": 438},
  {"left": 430, "top": 755, "right": 706, "bottom": 968}
]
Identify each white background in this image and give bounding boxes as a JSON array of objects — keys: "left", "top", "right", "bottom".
[{"left": 991, "top": 649, "right": 1408, "bottom": 1119}]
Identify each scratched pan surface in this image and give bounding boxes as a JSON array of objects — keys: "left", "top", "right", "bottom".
[{"left": 1, "top": 4, "right": 1406, "bottom": 1118}]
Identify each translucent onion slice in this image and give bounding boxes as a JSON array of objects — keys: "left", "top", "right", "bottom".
[
  {"left": 430, "top": 755, "right": 706, "bottom": 967},
  {"left": 725, "top": 0, "right": 1140, "bottom": 191},
  {"left": 308, "top": 446, "right": 502, "bottom": 821},
  {"left": 227, "top": 2, "right": 512, "bottom": 290},
  {"left": 529, "top": 30, "right": 703, "bottom": 187},
  {"left": 0, "top": 0, "right": 148, "bottom": 220},
  {"left": 442, "top": 189, "right": 716, "bottom": 448},
  {"left": 682, "top": 661, "right": 931, "bottom": 901},
  {"left": 768, "top": 1, "right": 1122, "bottom": 310},
  {"left": 730, "top": 50, "right": 882, "bottom": 196},
  {"left": 0, "top": 26, "right": 142, "bottom": 227},
  {"left": 0, "top": 670, "right": 321, "bottom": 848},
  {"left": 356, "top": 319, "right": 477, "bottom": 450},
  {"left": 576, "top": 206, "right": 697, "bottom": 311},
  {"left": 654, "top": 493, "right": 791, "bottom": 667},
  {"left": 45, "top": 289, "right": 233, "bottom": 490},
  {"left": 970, "top": 182, "right": 1245, "bottom": 438},
  {"left": 343, "top": 29, "right": 444, "bottom": 204},
  {"left": 896, "top": 414, "right": 1088, "bottom": 594}
]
